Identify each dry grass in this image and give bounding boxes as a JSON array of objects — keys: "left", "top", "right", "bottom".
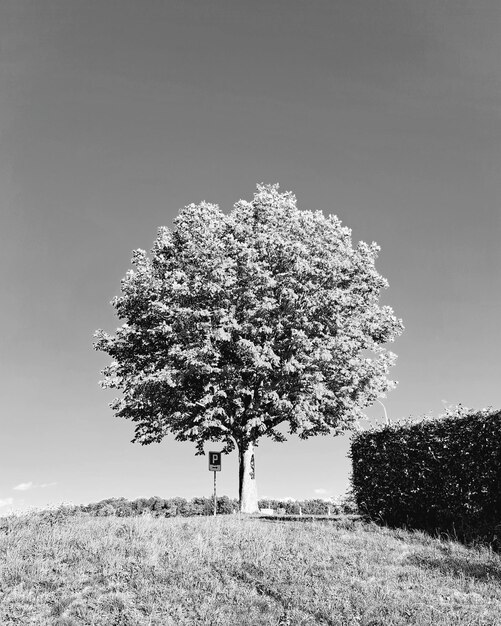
[{"left": 1, "top": 511, "right": 501, "bottom": 625}]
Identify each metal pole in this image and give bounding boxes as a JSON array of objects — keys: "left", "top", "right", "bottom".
[{"left": 213, "top": 470, "right": 217, "bottom": 516}]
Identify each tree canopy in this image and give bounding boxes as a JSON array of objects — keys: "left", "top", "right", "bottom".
[{"left": 95, "top": 184, "right": 403, "bottom": 511}]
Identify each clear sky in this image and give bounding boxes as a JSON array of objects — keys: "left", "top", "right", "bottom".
[{"left": 1, "top": 0, "right": 500, "bottom": 513}]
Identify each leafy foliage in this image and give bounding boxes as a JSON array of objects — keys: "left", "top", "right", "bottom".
[
  {"left": 350, "top": 406, "right": 501, "bottom": 545},
  {"left": 77, "top": 496, "right": 239, "bottom": 517},
  {"left": 258, "top": 498, "right": 357, "bottom": 515},
  {"left": 36, "top": 496, "right": 356, "bottom": 518},
  {"left": 94, "top": 184, "right": 403, "bottom": 455}
]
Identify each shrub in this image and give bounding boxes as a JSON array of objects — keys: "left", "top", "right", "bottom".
[
  {"left": 350, "top": 407, "right": 501, "bottom": 545},
  {"left": 216, "top": 495, "right": 238, "bottom": 515},
  {"left": 338, "top": 492, "right": 358, "bottom": 515},
  {"left": 299, "top": 499, "right": 331, "bottom": 515},
  {"left": 96, "top": 503, "right": 116, "bottom": 517},
  {"left": 285, "top": 501, "right": 301, "bottom": 515},
  {"left": 258, "top": 499, "right": 282, "bottom": 512}
]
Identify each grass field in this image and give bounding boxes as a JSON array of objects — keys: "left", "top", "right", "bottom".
[{"left": 1, "top": 511, "right": 501, "bottom": 625}]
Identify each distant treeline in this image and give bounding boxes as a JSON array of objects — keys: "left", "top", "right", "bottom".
[{"left": 54, "top": 495, "right": 358, "bottom": 518}]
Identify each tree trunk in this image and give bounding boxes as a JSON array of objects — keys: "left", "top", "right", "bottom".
[{"left": 238, "top": 441, "right": 259, "bottom": 514}]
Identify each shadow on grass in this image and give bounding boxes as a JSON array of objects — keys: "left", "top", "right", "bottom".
[
  {"left": 407, "top": 552, "right": 501, "bottom": 583},
  {"left": 258, "top": 514, "right": 361, "bottom": 524},
  {"left": 361, "top": 516, "right": 501, "bottom": 555}
]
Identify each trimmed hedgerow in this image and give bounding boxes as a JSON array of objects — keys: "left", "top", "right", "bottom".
[{"left": 350, "top": 407, "right": 501, "bottom": 545}]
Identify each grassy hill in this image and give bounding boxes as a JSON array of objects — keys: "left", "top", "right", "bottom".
[{"left": 1, "top": 511, "right": 501, "bottom": 625}]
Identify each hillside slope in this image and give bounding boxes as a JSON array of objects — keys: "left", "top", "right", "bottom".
[{"left": 1, "top": 512, "right": 501, "bottom": 625}]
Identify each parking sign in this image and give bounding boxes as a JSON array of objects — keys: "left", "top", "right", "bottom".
[{"left": 209, "top": 451, "right": 221, "bottom": 471}]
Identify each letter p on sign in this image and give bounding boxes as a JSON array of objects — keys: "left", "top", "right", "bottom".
[{"left": 209, "top": 451, "right": 221, "bottom": 471}]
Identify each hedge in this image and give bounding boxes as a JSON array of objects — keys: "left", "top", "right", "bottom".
[{"left": 350, "top": 407, "right": 501, "bottom": 545}]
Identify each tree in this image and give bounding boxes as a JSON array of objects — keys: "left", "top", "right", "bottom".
[{"left": 94, "top": 184, "right": 403, "bottom": 513}]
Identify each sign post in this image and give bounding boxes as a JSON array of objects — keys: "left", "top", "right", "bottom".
[
  {"left": 213, "top": 469, "right": 216, "bottom": 516},
  {"left": 208, "top": 451, "right": 221, "bottom": 516}
]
